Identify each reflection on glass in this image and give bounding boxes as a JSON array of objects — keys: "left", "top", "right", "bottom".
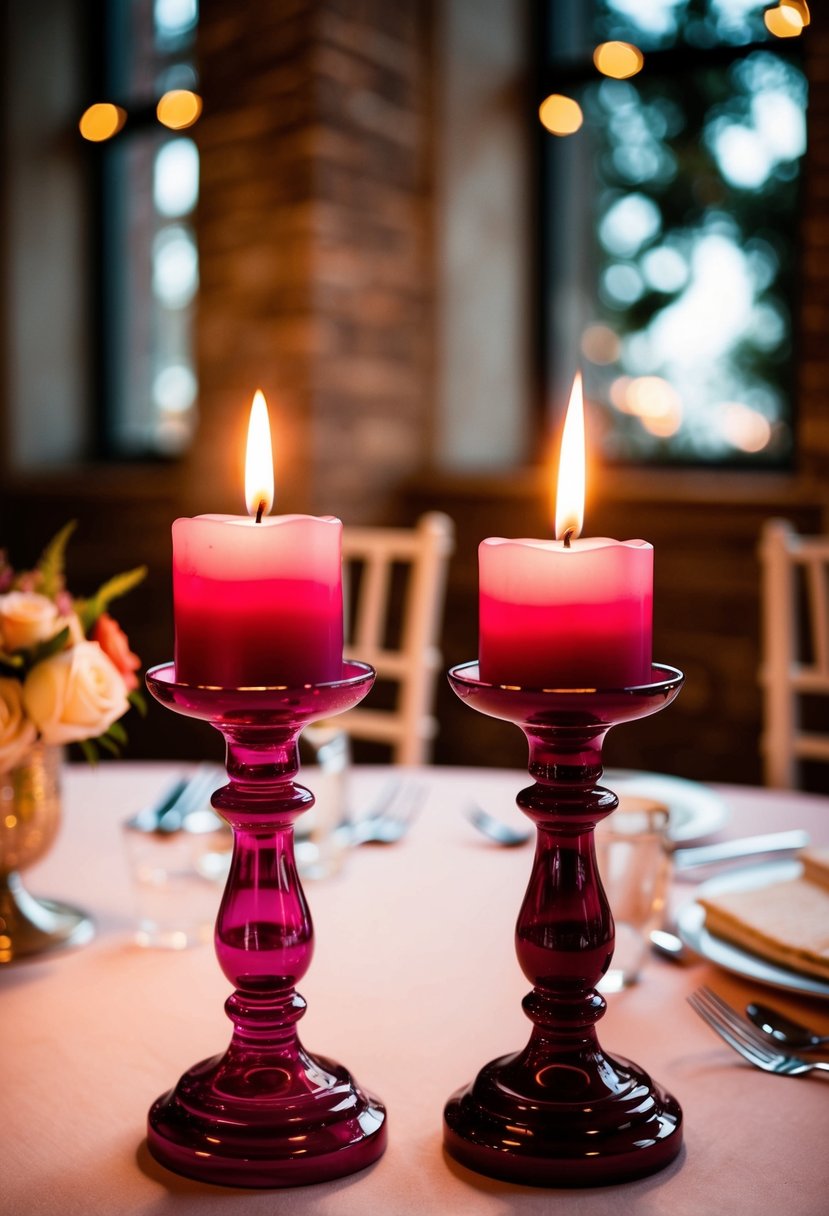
[
  {"left": 154, "top": 138, "right": 199, "bottom": 216},
  {"left": 155, "top": 0, "right": 198, "bottom": 43},
  {"left": 543, "top": 1, "right": 806, "bottom": 465},
  {"left": 90, "top": 0, "right": 200, "bottom": 456},
  {"left": 154, "top": 363, "right": 197, "bottom": 409},
  {"left": 153, "top": 226, "right": 199, "bottom": 307},
  {"left": 548, "top": 0, "right": 798, "bottom": 58}
]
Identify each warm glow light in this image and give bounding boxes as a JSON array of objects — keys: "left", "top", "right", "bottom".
[
  {"left": 593, "top": 41, "right": 644, "bottom": 80},
  {"left": 79, "top": 103, "right": 126, "bottom": 142},
  {"left": 764, "top": 4, "right": 804, "bottom": 36},
  {"left": 719, "top": 402, "right": 772, "bottom": 453},
  {"left": 624, "top": 376, "right": 683, "bottom": 437},
  {"left": 245, "top": 390, "right": 275, "bottom": 518},
  {"left": 539, "top": 94, "right": 583, "bottom": 137},
  {"left": 581, "top": 323, "right": 621, "bottom": 365},
  {"left": 555, "top": 374, "right": 585, "bottom": 540},
  {"left": 781, "top": 0, "right": 810, "bottom": 25},
  {"left": 157, "top": 89, "right": 203, "bottom": 130},
  {"left": 609, "top": 375, "right": 632, "bottom": 410}
]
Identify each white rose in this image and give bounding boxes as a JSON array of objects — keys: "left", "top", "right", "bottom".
[
  {"left": 0, "top": 592, "right": 60, "bottom": 651},
  {"left": 0, "top": 677, "right": 37, "bottom": 773},
  {"left": 23, "top": 641, "right": 130, "bottom": 745}
]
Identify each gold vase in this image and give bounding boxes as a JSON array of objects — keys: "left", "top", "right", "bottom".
[{"left": 0, "top": 743, "right": 94, "bottom": 963}]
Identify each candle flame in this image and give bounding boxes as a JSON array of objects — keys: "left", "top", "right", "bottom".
[
  {"left": 245, "top": 390, "right": 275, "bottom": 518},
  {"left": 555, "top": 373, "right": 585, "bottom": 540}
]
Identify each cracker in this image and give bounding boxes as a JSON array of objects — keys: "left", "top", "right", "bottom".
[
  {"left": 699, "top": 875, "right": 829, "bottom": 981},
  {"left": 800, "top": 846, "right": 829, "bottom": 892}
]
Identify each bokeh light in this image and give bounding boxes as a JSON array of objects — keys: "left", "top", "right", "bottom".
[
  {"left": 718, "top": 402, "right": 772, "bottom": 452},
  {"left": 153, "top": 138, "right": 199, "bottom": 217},
  {"left": 79, "top": 103, "right": 126, "bottom": 142},
  {"left": 780, "top": 0, "right": 810, "bottom": 27},
  {"left": 593, "top": 42, "right": 645, "bottom": 80},
  {"left": 618, "top": 376, "right": 683, "bottom": 437},
  {"left": 157, "top": 90, "right": 202, "bottom": 130},
  {"left": 539, "top": 94, "right": 584, "bottom": 136},
  {"left": 764, "top": 4, "right": 804, "bottom": 37},
  {"left": 581, "top": 324, "right": 622, "bottom": 365}
]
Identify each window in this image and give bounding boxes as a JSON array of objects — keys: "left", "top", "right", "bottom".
[
  {"left": 539, "top": 0, "right": 807, "bottom": 466},
  {"left": 85, "top": 0, "right": 200, "bottom": 458}
]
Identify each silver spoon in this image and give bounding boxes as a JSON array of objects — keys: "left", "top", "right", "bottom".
[
  {"left": 648, "top": 927, "right": 693, "bottom": 963},
  {"left": 746, "top": 1001, "right": 829, "bottom": 1051}
]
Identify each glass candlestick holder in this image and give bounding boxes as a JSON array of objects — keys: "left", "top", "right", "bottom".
[
  {"left": 445, "top": 661, "right": 685, "bottom": 1187},
  {"left": 144, "top": 661, "right": 386, "bottom": 1188}
]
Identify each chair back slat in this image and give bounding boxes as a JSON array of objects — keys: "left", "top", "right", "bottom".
[
  {"left": 806, "top": 556, "right": 829, "bottom": 676},
  {"left": 350, "top": 553, "right": 391, "bottom": 656},
  {"left": 760, "top": 518, "right": 829, "bottom": 789},
  {"left": 338, "top": 512, "right": 454, "bottom": 765}
]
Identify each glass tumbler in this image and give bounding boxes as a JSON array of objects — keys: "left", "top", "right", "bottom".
[
  {"left": 123, "top": 806, "right": 232, "bottom": 949},
  {"left": 595, "top": 797, "right": 670, "bottom": 992}
]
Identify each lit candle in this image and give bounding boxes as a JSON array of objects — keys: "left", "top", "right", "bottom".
[
  {"left": 478, "top": 374, "right": 652, "bottom": 688},
  {"left": 173, "top": 391, "right": 343, "bottom": 687}
]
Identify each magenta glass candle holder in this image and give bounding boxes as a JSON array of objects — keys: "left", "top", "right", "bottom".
[
  {"left": 143, "top": 660, "right": 386, "bottom": 1188},
  {"left": 445, "top": 661, "right": 684, "bottom": 1187}
]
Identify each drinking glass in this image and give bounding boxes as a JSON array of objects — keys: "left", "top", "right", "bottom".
[{"left": 595, "top": 798, "right": 670, "bottom": 992}]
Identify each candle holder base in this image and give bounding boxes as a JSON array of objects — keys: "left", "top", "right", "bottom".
[
  {"left": 145, "top": 662, "right": 387, "bottom": 1189},
  {"left": 444, "top": 1052, "right": 681, "bottom": 1187},
  {"left": 147, "top": 1048, "right": 386, "bottom": 1188},
  {"left": 444, "top": 662, "right": 685, "bottom": 1188}
]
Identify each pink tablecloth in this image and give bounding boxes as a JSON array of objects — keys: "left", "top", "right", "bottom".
[{"left": 3, "top": 763, "right": 828, "bottom": 1216}]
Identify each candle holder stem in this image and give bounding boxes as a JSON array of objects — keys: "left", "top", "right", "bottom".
[
  {"left": 445, "top": 662, "right": 684, "bottom": 1187},
  {"left": 144, "top": 662, "right": 386, "bottom": 1188}
]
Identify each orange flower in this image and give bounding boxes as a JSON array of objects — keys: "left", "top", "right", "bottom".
[{"left": 91, "top": 613, "right": 141, "bottom": 692}]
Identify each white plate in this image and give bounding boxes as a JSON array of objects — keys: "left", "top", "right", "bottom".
[
  {"left": 604, "top": 769, "right": 729, "bottom": 844},
  {"left": 676, "top": 860, "right": 829, "bottom": 999}
]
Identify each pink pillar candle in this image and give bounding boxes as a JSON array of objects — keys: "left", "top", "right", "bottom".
[
  {"left": 478, "top": 536, "right": 653, "bottom": 689},
  {"left": 173, "top": 513, "right": 343, "bottom": 688}
]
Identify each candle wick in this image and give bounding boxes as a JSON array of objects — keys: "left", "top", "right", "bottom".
[
  {"left": 563, "top": 527, "right": 574, "bottom": 549},
  {"left": 255, "top": 500, "right": 265, "bottom": 524}
]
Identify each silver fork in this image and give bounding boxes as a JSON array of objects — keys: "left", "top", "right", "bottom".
[
  {"left": 687, "top": 986, "right": 829, "bottom": 1077},
  {"left": 336, "top": 781, "right": 427, "bottom": 847}
]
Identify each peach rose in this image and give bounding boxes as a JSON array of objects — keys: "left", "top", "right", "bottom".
[
  {"left": 0, "top": 677, "right": 37, "bottom": 773},
  {"left": 91, "top": 613, "right": 141, "bottom": 692},
  {"left": 23, "top": 641, "right": 130, "bottom": 745},
  {"left": 0, "top": 592, "right": 59, "bottom": 651}
]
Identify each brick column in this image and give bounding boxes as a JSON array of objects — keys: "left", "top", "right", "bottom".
[{"left": 194, "top": 0, "right": 432, "bottom": 523}]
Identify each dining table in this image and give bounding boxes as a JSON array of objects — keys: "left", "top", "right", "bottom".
[{"left": 3, "top": 760, "right": 828, "bottom": 1216}]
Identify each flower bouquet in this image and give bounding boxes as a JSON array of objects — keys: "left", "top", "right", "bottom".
[
  {"left": 0, "top": 521, "right": 146, "bottom": 770},
  {"left": 0, "top": 522, "right": 146, "bottom": 960}
]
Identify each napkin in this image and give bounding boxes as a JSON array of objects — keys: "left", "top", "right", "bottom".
[{"left": 698, "top": 848, "right": 829, "bottom": 981}]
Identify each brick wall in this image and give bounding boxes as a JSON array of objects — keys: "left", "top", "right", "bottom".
[{"left": 195, "top": 0, "right": 433, "bottom": 523}]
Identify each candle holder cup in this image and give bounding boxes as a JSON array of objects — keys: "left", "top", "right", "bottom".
[
  {"left": 143, "top": 661, "right": 386, "bottom": 1188},
  {"left": 445, "top": 661, "right": 684, "bottom": 1187}
]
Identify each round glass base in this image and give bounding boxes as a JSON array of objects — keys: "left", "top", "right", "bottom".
[
  {"left": 444, "top": 1052, "right": 682, "bottom": 1186},
  {"left": 147, "top": 1049, "right": 387, "bottom": 1188},
  {"left": 0, "top": 873, "right": 94, "bottom": 963}
]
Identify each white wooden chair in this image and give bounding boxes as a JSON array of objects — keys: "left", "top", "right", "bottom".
[
  {"left": 338, "top": 512, "right": 455, "bottom": 765},
  {"left": 759, "top": 517, "right": 829, "bottom": 788}
]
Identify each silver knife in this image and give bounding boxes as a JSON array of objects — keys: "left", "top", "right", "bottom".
[{"left": 672, "top": 829, "right": 810, "bottom": 870}]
